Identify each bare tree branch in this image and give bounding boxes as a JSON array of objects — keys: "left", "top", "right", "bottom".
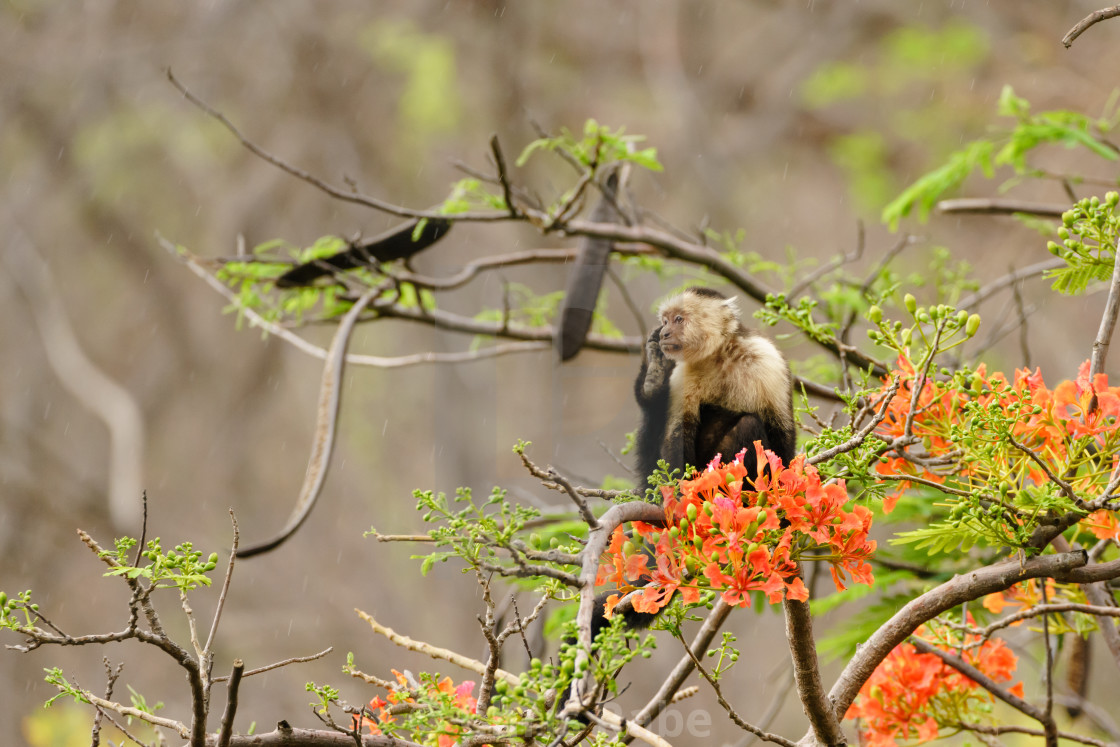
[
  {"left": 950, "top": 722, "right": 1111, "bottom": 747},
  {"left": 784, "top": 594, "right": 846, "bottom": 747},
  {"left": 1090, "top": 237, "right": 1120, "bottom": 377},
  {"left": 958, "top": 259, "right": 1063, "bottom": 311},
  {"left": 1063, "top": 4, "right": 1120, "bottom": 47},
  {"left": 937, "top": 198, "right": 1068, "bottom": 218},
  {"left": 167, "top": 70, "right": 505, "bottom": 223},
  {"left": 164, "top": 238, "right": 557, "bottom": 367},
  {"left": 216, "top": 659, "right": 244, "bottom": 747},
  {"left": 212, "top": 648, "right": 334, "bottom": 683},
  {"left": 829, "top": 550, "right": 1090, "bottom": 718}
]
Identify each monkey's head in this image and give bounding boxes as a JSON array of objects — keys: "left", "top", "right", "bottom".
[{"left": 656, "top": 287, "right": 741, "bottom": 363}]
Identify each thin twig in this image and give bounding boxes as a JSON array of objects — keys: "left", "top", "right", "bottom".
[
  {"left": 808, "top": 375, "right": 899, "bottom": 466},
  {"left": 1090, "top": 237, "right": 1120, "bottom": 378},
  {"left": 355, "top": 609, "right": 519, "bottom": 684},
  {"left": 547, "top": 468, "right": 599, "bottom": 528},
  {"left": 1063, "top": 4, "right": 1120, "bottom": 47},
  {"left": 490, "top": 134, "right": 518, "bottom": 219},
  {"left": 205, "top": 511, "right": 240, "bottom": 654},
  {"left": 952, "top": 721, "right": 1111, "bottom": 747},
  {"left": 1008, "top": 435, "right": 1083, "bottom": 508},
  {"left": 735, "top": 666, "right": 796, "bottom": 747},
  {"left": 680, "top": 641, "right": 797, "bottom": 747},
  {"left": 212, "top": 648, "right": 333, "bottom": 682},
  {"left": 937, "top": 198, "right": 1068, "bottom": 217},
  {"left": 629, "top": 598, "right": 734, "bottom": 734},
  {"left": 167, "top": 70, "right": 505, "bottom": 223},
  {"left": 91, "top": 659, "right": 123, "bottom": 747}
]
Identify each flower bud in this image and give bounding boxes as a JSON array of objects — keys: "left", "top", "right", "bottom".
[
  {"left": 868, "top": 305, "right": 883, "bottom": 324},
  {"left": 965, "top": 314, "right": 981, "bottom": 337},
  {"left": 904, "top": 294, "right": 917, "bottom": 314}
]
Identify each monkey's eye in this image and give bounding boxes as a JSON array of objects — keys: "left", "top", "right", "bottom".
[{"left": 674, "top": 315, "right": 683, "bottom": 324}]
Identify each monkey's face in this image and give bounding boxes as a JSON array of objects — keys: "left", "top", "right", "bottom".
[
  {"left": 658, "top": 313, "right": 687, "bottom": 360},
  {"left": 658, "top": 293, "right": 738, "bottom": 363}
]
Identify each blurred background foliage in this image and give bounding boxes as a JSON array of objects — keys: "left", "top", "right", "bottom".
[{"left": 3, "top": 2, "right": 1120, "bottom": 744}]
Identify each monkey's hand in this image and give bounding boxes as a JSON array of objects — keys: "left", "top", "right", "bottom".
[{"left": 639, "top": 325, "right": 674, "bottom": 399}]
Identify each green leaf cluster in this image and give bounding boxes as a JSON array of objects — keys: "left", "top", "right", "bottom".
[
  {"left": 100, "top": 537, "right": 220, "bottom": 592},
  {"left": 517, "top": 119, "right": 663, "bottom": 173},
  {"left": 1045, "top": 192, "right": 1120, "bottom": 295},
  {"left": 883, "top": 86, "right": 1120, "bottom": 229}
]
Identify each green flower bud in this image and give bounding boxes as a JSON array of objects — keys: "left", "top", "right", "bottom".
[
  {"left": 965, "top": 314, "right": 981, "bottom": 337},
  {"left": 868, "top": 305, "right": 883, "bottom": 324},
  {"left": 904, "top": 294, "right": 917, "bottom": 314},
  {"left": 686, "top": 503, "right": 698, "bottom": 522}
]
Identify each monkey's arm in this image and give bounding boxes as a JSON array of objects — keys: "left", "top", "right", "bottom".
[
  {"left": 556, "top": 172, "right": 624, "bottom": 360},
  {"left": 635, "top": 326, "right": 673, "bottom": 403},
  {"left": 634, "top": 327, "right": 674, "bottom": 480},
  {"left": 275, "top": 218, "right": 452, "bottom": 287}
]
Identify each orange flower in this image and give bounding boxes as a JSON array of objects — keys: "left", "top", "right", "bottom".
[
  {"left": 597, "top": 445, "right": 874, "bottom": 614},
  {"left": 1083, "top": 509, "right": 1120, "bottom": 543},
  {"left": 847, "top": 622, "right": 1023, "bottom": 746}
]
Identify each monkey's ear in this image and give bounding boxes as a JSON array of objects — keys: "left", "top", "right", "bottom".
[{"left": 721, "top": 296, "right": 741, "bottom": 314}]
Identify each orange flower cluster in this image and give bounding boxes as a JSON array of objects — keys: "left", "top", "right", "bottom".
[
  {"left": 874, "top": 356, "right": 1120, "bottom": 530},
  {"left": 846, "top": 623, "right": 1022, "bottom": 747},
  {"left": 597, "top": 443, "right": 875, "bottom": 616},
  {"left": 355, "top": 669, "right": 477, "bottom": 747}
]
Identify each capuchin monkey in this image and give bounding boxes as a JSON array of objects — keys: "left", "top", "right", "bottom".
[
  {"left": 635, "top": 286, "right": 797, "bottom": 482},
  {"left": 562, "top": 287, "right": 798, "bottom": 715},
  {"left": 275, "top": 217, "right": 452, "bottom": 288},
  {"left": 592, "top": 287, "right": 798, "bottom": 638}
]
